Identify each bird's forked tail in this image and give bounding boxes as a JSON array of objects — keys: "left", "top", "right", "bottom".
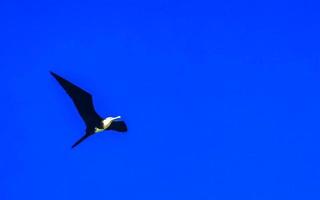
[{"left": 72, "top": 134, "right": 90, "bottom": 149}]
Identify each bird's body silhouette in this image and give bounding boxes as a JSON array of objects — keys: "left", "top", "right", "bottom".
[{"left": 50, "top": 72, "right": 127, "bottom": 148}]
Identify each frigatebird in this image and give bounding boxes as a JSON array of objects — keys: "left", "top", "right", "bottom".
[{"left": 50, "top": 71, "right": 127, "bottom": 148}]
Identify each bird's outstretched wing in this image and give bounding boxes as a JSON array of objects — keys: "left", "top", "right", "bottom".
[
  {"left": 108, "top": 121, "right": 128, "bottom": 132},
  {"left": 50, "top": 71, "right": 102, "bottom": 127}
]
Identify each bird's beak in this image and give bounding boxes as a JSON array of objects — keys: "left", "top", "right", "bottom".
[{"left": 113, "top": 116, "right": 121, "bottom": 120}]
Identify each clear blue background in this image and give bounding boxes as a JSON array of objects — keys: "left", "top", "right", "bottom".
[{"left": 1, "top": 0, "right": 320, "bottom": 199}]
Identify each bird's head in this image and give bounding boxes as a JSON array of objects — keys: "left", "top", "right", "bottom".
[
  {"left": 109, "top": 116, "right": 121, "bottom": 121},
  {"left": 102, "top": 116, "right": 121, "bottom": 129}
]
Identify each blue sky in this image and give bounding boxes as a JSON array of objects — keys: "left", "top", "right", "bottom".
[{"left": 1, "top": 0, "right": 320, "bottom": 199}]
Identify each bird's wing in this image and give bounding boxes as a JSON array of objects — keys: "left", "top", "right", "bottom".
[
  {"left": 108, "top": 121, "right": 128, "bottom": 132},
  {"left": 51, "top": 71, "right": 102, "bottom": 127}
]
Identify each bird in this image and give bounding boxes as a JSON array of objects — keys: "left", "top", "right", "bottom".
[{"left": 50, "top": 71, "right": 127, "bottom": 148}]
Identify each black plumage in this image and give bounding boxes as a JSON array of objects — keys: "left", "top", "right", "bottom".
[{"left": 50, "top": 71, "right": 127, "bottom": 148}]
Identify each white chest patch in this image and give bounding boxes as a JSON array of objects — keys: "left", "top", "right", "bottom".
[
  {"left": 94, "top": 116, "right": 121, "bottom": 133},
  {"left": 102, "top": 118, "right": 113, "bottom": 129},
  {"left": 94, "top": 127, "right": 104, "bottom": 133}
]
